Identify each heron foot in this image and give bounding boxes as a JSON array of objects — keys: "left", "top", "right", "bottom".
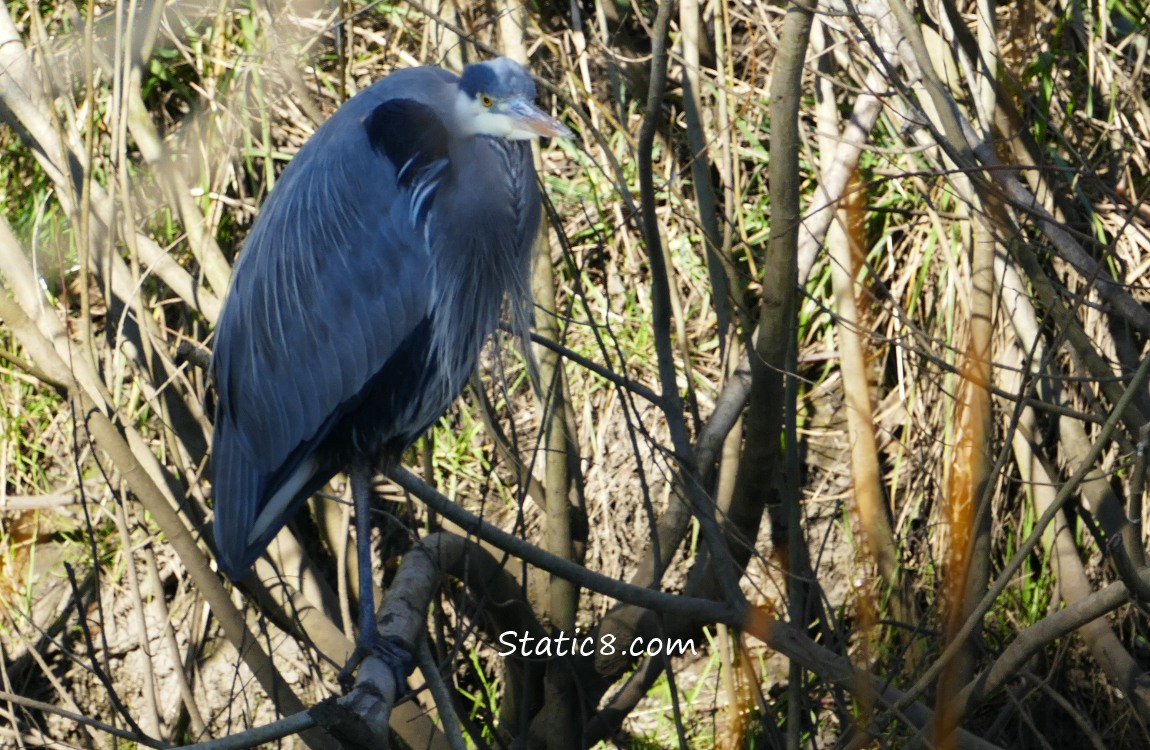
[{"left": 338, "top": 633, "right": 414, "bottom": 696}]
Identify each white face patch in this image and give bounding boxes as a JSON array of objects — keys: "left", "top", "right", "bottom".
[{"left": 453, "top": 89, "right": 541, "bottom": 140}]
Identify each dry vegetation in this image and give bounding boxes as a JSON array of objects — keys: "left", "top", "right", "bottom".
[{"left": 1, "top": 0, "right": 1149, "bottom": 747}]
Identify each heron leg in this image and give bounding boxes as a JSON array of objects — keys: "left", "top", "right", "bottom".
[
  {"left": 337, "top": 458, "right": 382, "bottom": 686},
  {"left": 338, "top": 457, "right": 412, "bottom": 695},
  {"left": 351, "top": 457, "right": 378, "bottom": 647}
]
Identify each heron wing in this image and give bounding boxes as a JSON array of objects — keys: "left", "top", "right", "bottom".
[{"left": 211, "top": 88, "right": 454, "bottom": 577}]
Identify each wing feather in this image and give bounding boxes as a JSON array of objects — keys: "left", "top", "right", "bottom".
[{"left": 211, "top": 76, "right": 455, "bottom": 577}]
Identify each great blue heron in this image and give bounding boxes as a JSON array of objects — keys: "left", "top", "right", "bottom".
[{"left": 210, "top": 57, "right": 570, "bottom": 673}]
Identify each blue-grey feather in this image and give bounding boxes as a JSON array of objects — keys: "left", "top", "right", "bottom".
[
  {"left": 364, "top": 100, "right": 449, "bottom": 190},
  {"left": 211, "top": 64, "right": 539, "bottom": 578},
  {"left": 459, "top": 57, "right": 537, "bottom": 100}
]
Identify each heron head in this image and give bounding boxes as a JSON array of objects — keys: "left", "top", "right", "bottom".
[{"left": 456, "top": 57, "right": 572, "bottom": 140}]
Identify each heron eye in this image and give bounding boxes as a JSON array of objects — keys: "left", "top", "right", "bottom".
[{"left": 480, "top": 94, "right": 494, "bottom": 108}]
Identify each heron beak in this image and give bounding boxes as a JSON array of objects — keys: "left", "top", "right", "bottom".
[{"left": 505, "top": 97, "right": 574, "bottom": 139}]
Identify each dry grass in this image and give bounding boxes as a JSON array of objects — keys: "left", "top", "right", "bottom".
[{"left": 0, "top": 0, "right": 1149, "bottom": 747}]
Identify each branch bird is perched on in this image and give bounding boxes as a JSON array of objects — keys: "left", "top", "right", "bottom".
[{"left": 210, "top": 57, "right": 571, "bottom": 675}]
